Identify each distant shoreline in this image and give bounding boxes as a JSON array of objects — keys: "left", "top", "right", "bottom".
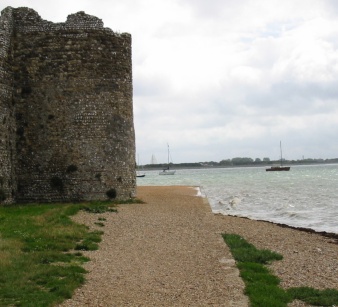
[{"left": 140, "top": 161, "right": 338, "bottom": 171}]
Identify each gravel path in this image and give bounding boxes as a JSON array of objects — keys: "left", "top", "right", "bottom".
[
  {"left": 60, "top": 186, "right": 248, "bottom": 306},
  {"left": 60, "top": 186, "right": 338, "bottom": 307}
]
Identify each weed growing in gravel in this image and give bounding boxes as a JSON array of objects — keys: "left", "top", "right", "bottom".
[
  {"left": 223, "top": 233, "right": 338, "bottom": 306},
  {"left": 80, "top": 201, "right": 117, "bottom": 213}
]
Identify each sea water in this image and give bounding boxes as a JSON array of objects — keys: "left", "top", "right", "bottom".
[{"left": 136, "top": 164, "right": 338, "bottom": 234}]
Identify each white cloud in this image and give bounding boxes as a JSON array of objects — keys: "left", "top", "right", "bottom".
[{"left": 2, "top": 0, "right": 338, "bottom": 162}]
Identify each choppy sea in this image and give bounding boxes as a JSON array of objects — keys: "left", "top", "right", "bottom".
[{"left": 137, "top": 164, "right": 338, "bottom": 234}]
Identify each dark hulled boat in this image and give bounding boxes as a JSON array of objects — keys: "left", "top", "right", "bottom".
[{"left": 266, "top": 141, "right": 290, "bottom": 172}]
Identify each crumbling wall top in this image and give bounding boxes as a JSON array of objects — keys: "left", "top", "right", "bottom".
[
  {"left": 66, "top": 11, "right": 103, "bottom": 27},
  {"left": 0, "top": 6, "right": 130, "bottom": 37}
]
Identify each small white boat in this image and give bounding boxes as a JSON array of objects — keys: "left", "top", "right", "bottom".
[
  {"left": 159, "top": 168, "right": 176, "bottom": 175},
  {"left": 159, "top": 144, "right": 176, "bottom": 175}
]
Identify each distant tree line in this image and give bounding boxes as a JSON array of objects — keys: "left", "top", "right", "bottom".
[{"left": 141, "top": 157, "right": 338, "bottom": 169}]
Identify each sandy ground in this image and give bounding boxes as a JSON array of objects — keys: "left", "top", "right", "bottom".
[{"left": 59, "top": 186, "right": 338, "bottom": 307}]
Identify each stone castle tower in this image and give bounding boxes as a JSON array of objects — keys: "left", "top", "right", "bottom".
[{"left": 0, "top": 7, "right": 136, "bottom": 203}]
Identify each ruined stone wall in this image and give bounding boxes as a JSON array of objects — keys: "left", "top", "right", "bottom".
[
  {"left": 0, "top": 7, "right": 136, "bottom": 203},
  {"left": 0, "top": 7, "right": 16, "bottom": 203}
]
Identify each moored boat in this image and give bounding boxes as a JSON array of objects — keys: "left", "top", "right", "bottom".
[
  {"left": 266, "top": 141, "right": 290, "bottom": 172},
  {"left": 159, "top": 144, "right": 176, "bottom": 175},
  {"left": 136, "top": 155, "right": 146, "bottom": 177},
  {"left": 159, "top": 168, "right": 176, "bottom": 175},
  {"left": 266, "top": 166, "right": 290, "bottom": 172}
]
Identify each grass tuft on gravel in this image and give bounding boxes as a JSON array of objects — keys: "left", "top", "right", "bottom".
[
  {"left": 0, "top": 198, "right": 141, "bottom": 306},
  {"left": 223, "top": 233, "right": 338, "bottom": 307}
]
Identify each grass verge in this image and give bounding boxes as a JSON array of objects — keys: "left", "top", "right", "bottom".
[
  {"left": 222, "top": 233, "right": 338, "bottom": 307},
  {"left": 0, "top": 198, "right": 142, "bottom": 306}
]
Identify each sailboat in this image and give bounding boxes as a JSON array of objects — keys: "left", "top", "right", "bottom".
[
  {"left": 159, "top": 144, "right": 176, "bottom": 175},
  {"left": 136, "top": 171, "right": 146, "bottom": 178},
  {"left": 266, "top": 141, "right": 290, "bottom": 171},
  {"left": 136, "top": 155, "right": 146, "bottom": 177}
]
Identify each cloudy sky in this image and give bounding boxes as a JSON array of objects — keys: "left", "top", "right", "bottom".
[{"left": 2, "top": 0, "right": 338, "bottom": 163}]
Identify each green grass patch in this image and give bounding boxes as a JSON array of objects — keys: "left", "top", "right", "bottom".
[
  {"left": 288, "top": 287, "right": 338, "bottom": 306},
  {"left": 223, "top": 233, "right": 338, "bottom": 306},
  {"left": 223, "top": 233, "right": 282, "bottom": 264},
  {"left": 0, "top": 198, "right": 141, "bottom": 306}
]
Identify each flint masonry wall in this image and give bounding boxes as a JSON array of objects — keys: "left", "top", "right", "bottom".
[
  {"left": 0, "top": 7, "right": 16, "bottom": 203},
  {"left": 0, "top": 7, "right": 136, "bottom": 203}
]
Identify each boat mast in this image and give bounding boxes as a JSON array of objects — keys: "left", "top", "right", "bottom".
[
  {"left": 280, "top": 141, "right": 283, "bottom": 166},
  {"left": 167, "top": 144, "right": 170, "bottom": 169}
]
